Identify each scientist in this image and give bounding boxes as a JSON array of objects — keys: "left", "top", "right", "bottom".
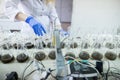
[{"left": 5, "top": 0, "right": 66, "bottom": 36}]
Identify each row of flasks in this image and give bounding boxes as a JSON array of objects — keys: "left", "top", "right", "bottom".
[
  {"left": 1, "top": 32, "right": 120, "bottom": 49},
  {"left": 0, "top": 51, "right": 55, "bottom": 64},
  {"left": 0, "top": 41, "right": 120, "bottom": 50},
  {"left": 0, "top": 50, "right": 120, "bottom": 64}
]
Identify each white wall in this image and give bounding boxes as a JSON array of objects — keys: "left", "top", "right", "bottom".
[{"left": 71, "top": 0, "right": 120, "bottom": 37}]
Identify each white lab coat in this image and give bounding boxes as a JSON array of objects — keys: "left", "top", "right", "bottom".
[{"left": 5, "top": 0, "right": 61, "bottom": 36}]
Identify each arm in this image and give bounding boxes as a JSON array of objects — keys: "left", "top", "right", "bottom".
[
  {"left": 5, "top": 0, "right": 46, "bottom": 36},
  {"left": 47, "top": 1, "right": 61, "bottom": 29},
  {"left": 16, "top": 12, "right": 46, "bottom": 36},
  {"left": 47, "top": 1, "right": 69, "bottom": 36}
]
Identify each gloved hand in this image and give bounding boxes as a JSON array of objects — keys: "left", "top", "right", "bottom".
[
  {"left": 25, "top": 16, "right": 46, "bottom": 36},
  {"left": 55, "top": 25, "right": 70, "bottom": 36},
  {"left": 60, "top": 29, "right": 70, "bottom": 37}
]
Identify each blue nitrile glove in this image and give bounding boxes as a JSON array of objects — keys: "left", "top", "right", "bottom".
[
  {"left": 25, "top": 16, "right": 46, "bottom": 36},
  {"left": 60, "top": 29, "right": 70, "bottom": 37}
]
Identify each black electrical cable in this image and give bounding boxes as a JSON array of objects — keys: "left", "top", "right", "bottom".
[
  {"left": 50, "top": 72, "right": 57, "bottom": 80},
  {"left": 24, "top": 69, "right": 38, "bottom": 79},
  {"left": 22, "top": 61, "right": 34, "bottom": 80},
  {"left": 66, "top": 61, "right": 100, "bottom": 80},
  {"left": 65, "top": 56, "right": 102, "bottom": 79},
  {"left": 105, "top": 62, "right": 120, "bottom": 80},
  {"left": 102, "top": 67, "right": 120, "bottom": 80},
  {"left": 111, "top": 72, "right": 120, "bottom": 80},
  {"left": 38, "top": 61, "right": 45, "bottom": 68},
  {"left": 40, "top": 69, "right": 56, "bottom": 80},
  {"left": 60, "top": 34, "right": 70, "bottom": 45},
  {"left": 65, "top": 56, "right": 105, "bottom": 80},
  {"left": 23, "top": 61, "right": 46, "bottom": 80},
  {"left": 24, "top": 61, "right": 56, "bottom": 80}
]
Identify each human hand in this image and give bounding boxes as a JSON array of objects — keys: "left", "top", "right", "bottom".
[
  {"left": 60, "top": 29, "right": 70, "bottom": 37},
  {"left": 55, "top": 25, "right": 70, "bottom": 36},
  {"left": 25, "top": 16, "right": 46, "bottom": 36}
]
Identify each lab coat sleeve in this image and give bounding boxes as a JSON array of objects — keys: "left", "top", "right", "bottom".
[
  {"left": 47, "top": 2, "right": 61, "bottom": 26},
  {"left": 5, "top": 0, "right": 21, "bottom": 21}
]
